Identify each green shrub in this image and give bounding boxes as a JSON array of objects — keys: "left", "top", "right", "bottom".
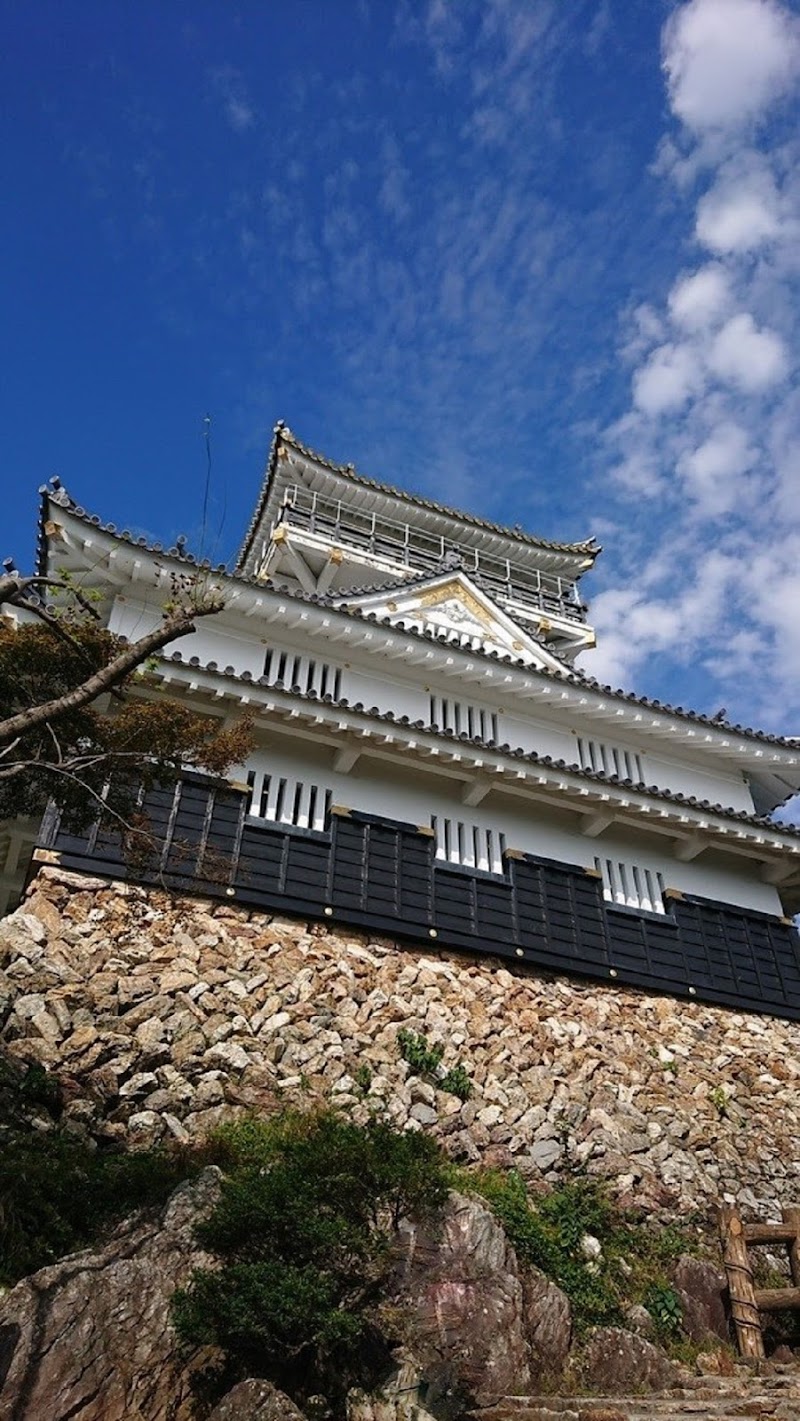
[
  {"left": 397, "top": 1028, "right": 472, "bottom": 1101},
  {"left": 468, "top": 1167, "right": 705, "bottom": 1344},
  {"left": 172, "top": 1109, "right": 449, "bottom": 1398},
  {"left": 396, "top": 1028, "right": 444, "bottom": 1077},
  {"left": 470, "top": 1170, "right": 623, "bottom": 1334},
  {"left": 440, "top": 1065, "right": 472, "bottom": 1102},
  {"left": 644, "top": 1282, "right": 683, "bottom": 1339}
]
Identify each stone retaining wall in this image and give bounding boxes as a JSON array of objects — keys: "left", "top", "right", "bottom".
[{"left": 2, "top": 865, "right": 799, "bottom": 1216}]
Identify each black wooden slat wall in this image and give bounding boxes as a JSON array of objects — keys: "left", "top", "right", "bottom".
[{"left": 36, "top": 775, "right": 800, "bottom": 1022}]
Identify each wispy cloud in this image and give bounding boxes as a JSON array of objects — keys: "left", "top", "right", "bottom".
[
  {"left": 210, "top": 66, "right": 255, "bottom": 133},
  {"left": 239, "top": 0, "right": 638, "bottom": 526}
]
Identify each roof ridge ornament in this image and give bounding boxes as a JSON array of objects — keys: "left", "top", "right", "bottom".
[{"left": 439, "top": 548, "right": 464, "bottom": 571}]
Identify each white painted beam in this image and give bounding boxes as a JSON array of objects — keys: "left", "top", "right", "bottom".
[
  {"left": 333, "top": 746, "right": 360, "bottom": 773},
  {"left": 462, "top": 780, "right": 491, "bottom": 807},
  {"left": 281, "top": 539, "right": 317, "bottom": 595},
  {"left": 673, "top": 835, "right": 709, "bottom": 862},
  {"left": 315, "top": 549, "right": 343, "bottom": 596},
  {"left": 580, "top": 812, "right": 615, "bottom": 838}
]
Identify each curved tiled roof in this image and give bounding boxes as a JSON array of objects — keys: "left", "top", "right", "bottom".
[
  {"left": 153, "top": 647, "right": 800, "bottom": 847},
  {"left": 235, "top": 421, "right": 601, "bottom": 573},
  {"left": 36, "top": 482, "right": 800, "bottom": 754}
]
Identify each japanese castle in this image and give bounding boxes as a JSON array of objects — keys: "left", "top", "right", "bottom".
[{"left": 5, "top": 423, "right": 800, "bottom": 1019}]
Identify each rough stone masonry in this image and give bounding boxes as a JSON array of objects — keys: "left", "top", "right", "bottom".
[{"left": 1, "top": 864, "right": 799, "bottom": 1217}]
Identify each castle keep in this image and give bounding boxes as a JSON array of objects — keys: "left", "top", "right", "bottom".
[{"left": 4, "top": 422, "right": 800, "bottom": 1021}]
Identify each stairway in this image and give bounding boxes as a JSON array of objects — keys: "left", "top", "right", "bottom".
[{"left": 474, "top": 1368, "right": 800, "bottom": 1421}]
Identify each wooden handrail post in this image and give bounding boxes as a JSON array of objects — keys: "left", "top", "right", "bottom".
[
  {"left": 719, "top": 1205, "right": 765, "bottom": 1359},
  {"left": 781, "top": 1206, "right": 800, "bottom": 1288}
]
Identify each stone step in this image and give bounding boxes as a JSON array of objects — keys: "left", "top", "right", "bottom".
[
  {"left": 476, "top": 1410, "right": 784, "bottom": 1421},
  {"left": 475, "top": 1393, "right": 800, "bottom": 1421}
]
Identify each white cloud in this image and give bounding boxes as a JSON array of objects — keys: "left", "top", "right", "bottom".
[
  {"left": 668, "top": 263, "right": 730, "bottom": 330},
  {"left": 633, "top": 342, "right": 702, "bottom": 414},
  {"left": 708, "top": 312, "right": 788, "bottom": 390},
  {"left": 226, "top": 98, "right": 255, "bottom": 133},
  {"left": 677, "top": 421, "right": 758, "bottom": 514},
  {"left": 663, "top": 0, "right": 800, "bottom": 135},
  {"left": 586, "top": 552, "right": 738, "bottom": 689},
  {"left": 695, "top": 162, "right": 782, "bottom": 251},
  {"left": 592, "top": 0, "right": 800, "bottom": 724},
  {"left": 620, "top": 303, "right": 666, "bottom": 362},
  {"left": 210, "top": 67, "right": 255, "bottom": 133}
]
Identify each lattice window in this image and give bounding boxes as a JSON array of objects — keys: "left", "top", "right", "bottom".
[
  {"left": 263, "top": 649, "right": 342, "bottom": 699},
  {"left": 595, "top": 856, "right": 665, "bottom": 915},
  {"left": 429, "top": 695, "right": 499, "bottom": 743},
  {"left": 577, "top": 737, "right": 643, "bottom": 783},
  {"left": 431, "top": 815, "right": 506, "bottom": 875},
  {"left": 246, "top": 770, "right": 332, "bottom": 832}
]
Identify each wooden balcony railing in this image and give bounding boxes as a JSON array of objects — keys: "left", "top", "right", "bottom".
[{"left": 265, "top": 487, "right": 587, "bottom": 627}]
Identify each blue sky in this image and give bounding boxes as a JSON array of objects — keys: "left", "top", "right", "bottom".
[{"left": 3, "top": 0, "right": 800, "bottom": 734}]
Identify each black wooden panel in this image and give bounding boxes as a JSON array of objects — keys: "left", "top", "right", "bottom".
[
  {"left": 672, "top": 897, "right": 800, "bottom": 1013},
  {"left": 330, "top": 816, "right": 368, "bottom": 913},
  {"left": 607, "top": 911, "right": 688, "bottom": 989},
  {"left": 510, "top": 856, "right": 612, "bottom": 971},
  {"left": 283, "top": 835, "right": 330, "bottom": 907},
  {"left": 38, "top": 779, "right": 800, "bottom": 1022},
  {"left": 394, "top": 826, "right": 433, "bottom": 926},
  {"left": 434, "top": 868, "right": 478, "bottom": 936}
]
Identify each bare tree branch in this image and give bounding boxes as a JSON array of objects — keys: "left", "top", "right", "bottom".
[
  {"left": 1, "top": 573, "right": 103, "bottom": 678},
  {"left": 2, "top": 572, "right": 100, "bottom": 620},
  {"left": 31, "top": 761, "right": 163, "bottom": 852},
  {"left": 0, "top": 574, "right": 68, "bottom": 607}
]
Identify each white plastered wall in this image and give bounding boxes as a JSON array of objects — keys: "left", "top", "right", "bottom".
[
  {"left": 237, "top": 734, "right": 783, "bottom": 917},
  {"left": 112, "top": 594, "right": 761, "bottom": 825},
  {"left": 110, "top": 597, "right": 266, "bottom": 678}
]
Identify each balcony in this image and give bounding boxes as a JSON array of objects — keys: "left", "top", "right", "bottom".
[{"left": 264, "top": 486, "right": 587, "bottom": 627}]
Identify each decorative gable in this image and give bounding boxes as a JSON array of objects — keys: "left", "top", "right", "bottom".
[{"left": 335, "top": 570, "right": 568, "bottom": 673}]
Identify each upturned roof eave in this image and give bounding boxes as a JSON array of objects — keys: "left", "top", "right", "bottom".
[
  {"left": 37, "top": 486, "right": 800, "bottom": 765},
  {"left": 235, "top": 423, "right": 602, "bottom": 575}
]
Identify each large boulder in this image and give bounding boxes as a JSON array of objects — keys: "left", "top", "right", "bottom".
[
  {"left": 673, "top": 1255, "right": 729, "bottom": 1344},
  {"left": 391, "top": 1190, "right": 569, "bottom": 1408},
  {"left": 347, "top": 1353, "right": 439, "bottom": 1421},
  {"left": 0, "top": 1167, "right": 222, "bottom": 1421},
  {"left": 208, "top": 1379, "right": 307, "bottom": 1420},
  {"left": 523, "top": 1266, "right": 572, "bottom": 1376},
  {"left": 578, "top": 1326, "right": 677, "bottom": 1393}
]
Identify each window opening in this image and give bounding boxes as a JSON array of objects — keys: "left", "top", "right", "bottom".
[
  {"left": 595, "top": 856, "right": 665, "bottom": 914},
  {"left": 578, "top": 738, "right": 643, "bottom": 783}
]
